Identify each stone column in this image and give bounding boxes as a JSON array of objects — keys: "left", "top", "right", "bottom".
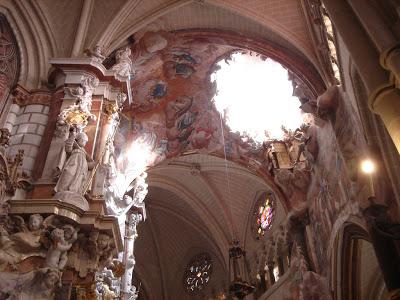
[
  {"left": 369, "top": 87, "right": 400, "bottom": 154},
  {"left": 121, "top": 212, "right": 143, "bottom": 300},
  {"left": 346, "top": 0, "right": 400, "bottom": 155},
  {"left": 322, "top": 0, "right": 400, "bottom": 154},
  {"left": 322, "top": 0, "right": 389, "bottom": 94},
  {"left": 347, "top": 0, "right": 396, "bottom": 53}
]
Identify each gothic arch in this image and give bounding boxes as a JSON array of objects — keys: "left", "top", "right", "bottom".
[
  {"left": 0, "top": 2, "right": 54, "bottom": 89},
  {"left": 98, "top": 0, "right": 320, "bottom": 73},
  {"left": 0, "top": 12, "right": 19, "bottom": 106},
  {"left": 332, "top": 220, "right": 369, "bottom": 300},
  {"left": 332, "top": 219, "right": 388, "bottom": 300}
]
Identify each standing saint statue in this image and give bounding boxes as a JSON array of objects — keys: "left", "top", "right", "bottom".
[{"left": 54, "top": 129, "right": 95, "bottom": 210}]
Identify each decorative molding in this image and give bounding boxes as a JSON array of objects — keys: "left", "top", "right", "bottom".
[{"left": 11, "top": 84, "right": 52, "bottom": 106}]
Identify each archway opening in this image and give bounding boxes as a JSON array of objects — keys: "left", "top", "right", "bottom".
[{"left": 212, "top": 52, "right": 306, "bottom": 142}]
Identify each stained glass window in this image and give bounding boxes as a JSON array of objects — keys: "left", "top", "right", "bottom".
[
  {"left": 183, "top": 253, "right": 213, "bottom": 293},
  {"left": 254, "top": 192, "right": 275, "bottom": 237}
]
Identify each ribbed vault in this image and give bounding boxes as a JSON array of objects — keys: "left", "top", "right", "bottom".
[{"left": 134, "top": 154, "right": 286, "bottom": 299}]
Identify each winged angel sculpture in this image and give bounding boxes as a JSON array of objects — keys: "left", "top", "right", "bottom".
[
  {"left": 0, "top": 214, "right": 77, "bottom": 269},
  {"left": 105, "top": 169, "right": 148, "bottom": 218},
  {"left": 104, "top": 128, "right": 157, "bottom": 218}
]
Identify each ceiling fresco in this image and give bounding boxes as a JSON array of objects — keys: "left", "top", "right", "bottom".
[{"left": 112, "top": 30, "right": 309, "bottom": 204}]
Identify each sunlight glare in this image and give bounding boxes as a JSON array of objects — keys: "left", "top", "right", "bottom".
[{"left": 213, "top": 53, "right": 304, "bottom": 142}]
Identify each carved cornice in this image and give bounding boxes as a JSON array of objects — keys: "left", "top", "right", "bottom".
[
  {"left": 11, "top": 84, "right": 52, "bottom": 106},
  {"left": 8, "top": 199, "right": 123, "bottom": 251}
]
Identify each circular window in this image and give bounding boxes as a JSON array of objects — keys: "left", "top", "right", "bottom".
[
  {"left": 183, "top": 253, "right": 213, "bottom": 293},
  {"left": 253, "top": 192, "right": 275, "bottom": 238}
]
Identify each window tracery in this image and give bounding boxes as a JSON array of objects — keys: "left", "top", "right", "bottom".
[
  {"left": 183, "top": 253, "right": 213, "bottom": 293},
  {"left": 0, "top": 14, "right": 19, "bottom": 104}
]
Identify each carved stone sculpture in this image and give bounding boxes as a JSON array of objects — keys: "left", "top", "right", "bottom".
[
  {"left": 0, "top": 149, "right": 31, "bottom": 199},
  {"left": 0, "top": 214, "right": 47, "bottom": 267},
  {"left": 85, "top": 45, "right": 106, "bottom": 63},
  {"left": 112, "top": 47, "right": 132, "bottom": 78},
  {"left": 68, "top": 230, "right": 116, "bottom": 278},
  {"left": 105, "top": 172, "right": 148, "bottom": 217},
  {"left": 121, "top": 213, "right": 143, "bottom": 299},
  {"left": 95, "top": 263, "right": 123, "bottom": 300},
  {"left": 274, "top": 168, "right": 310, "bottom": 205},
  {"left": 45, "top": 225, "right": 77, "bottom": 269},
  {"left": 126, "top": 285, "right": 139, "bottom": 300},
  {"left": 54, "top": 130, "right": 95, "bottom": 210},
  {"left": 316, "top": 85, "right": 339, "bottom": 112},
  {"left": 58, "top": 75, "right": 99, "bottom": 131},
  {"left": 67, "top": 75, "right": 99, "bottom": 121},
  {"left": 283, "top": 245, "right": 332, "bottom": 300},
  {"left": 0, "top": 128, "right": 10, "bottom": 148},
  {"left": 0, "top": 267, "right": 61, "bottom": 300},
  {"left": 275, "top": 225, "right": 289, "bottom": 275}
]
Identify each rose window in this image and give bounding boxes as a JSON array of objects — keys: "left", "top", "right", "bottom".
[
  {"left": 184, "top": 253, "right": 213, "bottom": 293},
  {"left": 253, "top": 192, "right": 275, "bottom": 237}
]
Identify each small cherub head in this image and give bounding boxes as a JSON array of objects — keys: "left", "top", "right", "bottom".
[
  {"left": 50, "top": 228, "right": 65, "bottom": 242},
  {"left": 29, "top": 214, "right": 43, "bottom": 231},
  {"left": 97, "top": 234, "right": 110, "bottom": 250},
  {"left": 62, "top": 224, "right": 76, "bottom": 240},
  {"left": 76, "top": 132, "right": 89, "bottom": 147}
]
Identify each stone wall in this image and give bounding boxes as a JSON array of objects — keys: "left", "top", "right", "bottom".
[{"left": 6, "top": 103, "right": 50, "bottom": 175}]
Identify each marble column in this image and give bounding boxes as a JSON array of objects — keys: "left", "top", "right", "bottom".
[{"left": 121, "top": 212, "right": 143, "bottom": 300}]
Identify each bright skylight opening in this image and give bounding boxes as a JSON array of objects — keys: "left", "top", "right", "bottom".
[{"left": 212, "top": 52, "right": 304, "bottom": 143}]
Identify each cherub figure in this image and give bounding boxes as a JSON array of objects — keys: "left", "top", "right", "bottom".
[
  {"left": 97, "top": 234, "right": 115, "bottom": 269},
  {"left": 69, "top": 87, "right": 96, "bottom": 121},
  {"left": 0, "top": 214, "right": 47, "bottom": 267},
  {"left": 58, "top": 224, "right": 78, "bottom": 269},
  {"left": 45, "top": 225, "right": 77, "bottom": 269},
  {"left": 9, "top": 214, "right": 44, "bottom": 251},
  {"left": 0, "top": 267, "right": 61, "bottom": 299},
  {"left": 85, "top": 45, "right": 106, "bottom": 63}
]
